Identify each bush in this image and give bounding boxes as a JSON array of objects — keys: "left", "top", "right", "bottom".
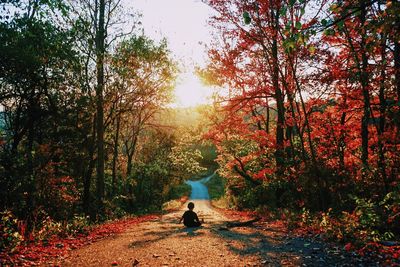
[
  {"left": 263, "top": 179, "right": 299, "bottom": 209},
  {"left": 167, "top": 183, "right": 191, "bottom": 200},
  {"left": 205, "top": 172, "right": 225, "bottom": 200},
  {"left": 291, "top": 193, "right": 399, "bottom": 245},
  {"left": 380, "top": 191, "right": 400, "bottom": 234},
  {"left": 353, "top": 196, "right": 381, "bottom": 241},
  {"left": 0, "top": 210, "right": 23, "bottom": 252},
  {"left": 103, "top": 199, "right": 128, "bottom": 220},
  {"left": 65, "top": 215, "right": 91, "bottom": 236},
  {"left": 36, "top": 215, "right": 63, "bottom": 241},
  {"left": 0, "top": 208, "right": 94, "bottom": 253}
]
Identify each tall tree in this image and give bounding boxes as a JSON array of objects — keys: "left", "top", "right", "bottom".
[
  {"left": 95, "top": 0, "right": 106, "bottom": 211},
  {"left": 110, "top": 35, "right": 177, "bottom": 193}
]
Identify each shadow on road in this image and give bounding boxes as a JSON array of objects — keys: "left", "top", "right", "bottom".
[{"left": 126, "top": 173, "right": 365, "bottom": 266}]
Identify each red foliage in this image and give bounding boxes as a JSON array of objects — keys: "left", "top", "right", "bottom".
[
  {"left": 357, "top": 242, "right": 400, "bottom": 267},
  {"left": 203, "top": 0, "right": 399, "bottom": 209},
  {"left": 0, "top": 215, "right": 158, "bottom": 266}
]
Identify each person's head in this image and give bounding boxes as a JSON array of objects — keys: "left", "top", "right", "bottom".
[{"left": 188, "top": 202, "right": 194, "bottom": 210}]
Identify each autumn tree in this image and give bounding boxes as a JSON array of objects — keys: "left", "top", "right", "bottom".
[
  {"left": 65, "top": 0, "right": 139, "bottom": 213},
  {"left": 202, "top": 0, "right": 399, "bottom": 211},
  {"left": 201, "top": 0, "right": 332, "bottom": 208},
  {"left": 110, "top": 36, "right": 176, "bottom": 180}
]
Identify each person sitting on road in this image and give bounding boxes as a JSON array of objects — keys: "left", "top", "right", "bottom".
[{"left": 179, "top": 202, "right": 203, "bottom": 227}]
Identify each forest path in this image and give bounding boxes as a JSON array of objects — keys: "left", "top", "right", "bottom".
[{"left": 61, "top": 175, "right": 363, "bottom": 267}]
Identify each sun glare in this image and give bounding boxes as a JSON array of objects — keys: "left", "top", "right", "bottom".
[{"left": 173, "top": 72, "right": 214, "bottom": 108}]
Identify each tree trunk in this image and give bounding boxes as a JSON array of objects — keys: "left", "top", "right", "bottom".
[
  {"left": 359, "top": 0, "right": 371, "bottom": 167},
  {"left": 394, "top": 0, "right": 400, "bottom": 103},
  {"left": 83, "top": 116, "right": 96, "bottom": 215},
  {"left": 126, "top": 134, "right": 138, "bottom": 176},
  {"left": 393, "top": 0, "right": 400, "bottom": 137},
  {"left": 111, "top": 113, "right": 121, "bottom": 196},
  {"left": 265, "top": 98, "right": 270, "bottom": 134},
  {"left": 339, "top": 109, "right": 346, "bottom": 170},
  {"left": 286, "top": 75, "right": 301, "bottom": 162},
  {"left": 396, "top": 43, "right": 400, "bottom": 103},
  {"left": 95, "top": 0, "right": 106, "bottom": 212},
  {"left": 377, "top": 33, "right": 388, "bottom": 193},
  {"left": 271, "top": 5, "right": 285, "bottom": 176},
  {"left": 294, "top": 99, "right": 307, "bottom": 161}
]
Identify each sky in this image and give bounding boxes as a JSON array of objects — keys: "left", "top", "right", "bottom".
[{"left": 124, "top": 0, "right": 216, "bottom": 107}]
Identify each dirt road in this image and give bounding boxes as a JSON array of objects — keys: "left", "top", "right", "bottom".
[{"left": 62, "top": 175, "right": 368, "bottom": 266}]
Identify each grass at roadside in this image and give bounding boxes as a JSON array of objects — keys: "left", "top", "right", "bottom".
[
  {"left": 204, "top": 172, "right": 225, "bottom": 200},
  {"left": 204, "top": 172, "right": 230, "bottom": 209}
]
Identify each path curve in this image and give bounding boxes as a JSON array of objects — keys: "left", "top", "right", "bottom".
[{"left": 186, "top": 173, "right": 213, "bottom": 200}]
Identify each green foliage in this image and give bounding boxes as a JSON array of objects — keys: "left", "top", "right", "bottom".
[
  {"left": 354, "top": 196, "right": 380, "bottom": 231},
  {"left": 205, "top": 172, "right": 225, "bottom": 200},
  {"left": 261, "top": 179, "right": 300, "bottom": 209},
  {"left": 290, "top": 192, "right": 400, "bottom": 245},
  {"left": 243, "top": 11, "right": 251, "bottom": 25},
  {"left": 163, "top": 182, "right": 191, "bottom": 211},
  {"left": 224, "top": 178, "right": 274, "bottom": 210},
  {"left": 0, "top": 0, "right": 183, "bottom": 229},
  {"left": 36, "top": 216, "right": 63, "bottom": 241},
  {"left": 109, "top": 195, "right": 134, "bottom": 215},
  {"left": 0, "top": 0, "right": 191, "bottom": 255},
  {"left": 167, "top": 183, "right": 191, "bottom": 201},
  {"left": 288, "top": 0, "right": 296, "bottom": 7},
  {"left": 197, "top": 143, "right": 218, "bottom": 169},
  {"left": 0, "top": 10, "right": 81, "bottom": 221},
  {"left": 0, "top": 210, "right": 23, "bottom": 253},
  {"left": 0, "top": 210, "right": 92, "bottom": 253},
  {"left": 120, "top": 130, "right": 182, "bottom": 213},
  {"left": 112, "top": 35, "right": 177, "bottom": 99},
  {"left": 102, "top": 200, "right": 128, "bottom": 220},
  {"left": 65, "top": 215, "right": 91, "bottom": 236},
  {"left": 169, "top": 131, "right": 207, "bottom": 176}
]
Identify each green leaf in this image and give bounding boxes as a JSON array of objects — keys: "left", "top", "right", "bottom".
[
  {"left": 243, "top": 11, "right": 251, "bottom": 25},
  {"left": 295, "top": 21, "right": 302, "bottom": 30},
  {"left": 280, "top": 6, "right": 287, "bottom": 16},
  {"left": 321, "top": 19, "right": 328, "bottom": 26},
  {"left": 308, "top": 45, "right": 316, "bottom": 55},
  {"left": 324, "top": 28, "right": 335, "bottom": 36},
  {"left": 337, "top": 20, "right": 345, "bottom": 30},
  {"left": 285, "top": 40, "right": 296, "bottom": 51},
  {"left": 289, "top": 0, "right": 296, "bottom": 7}
]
